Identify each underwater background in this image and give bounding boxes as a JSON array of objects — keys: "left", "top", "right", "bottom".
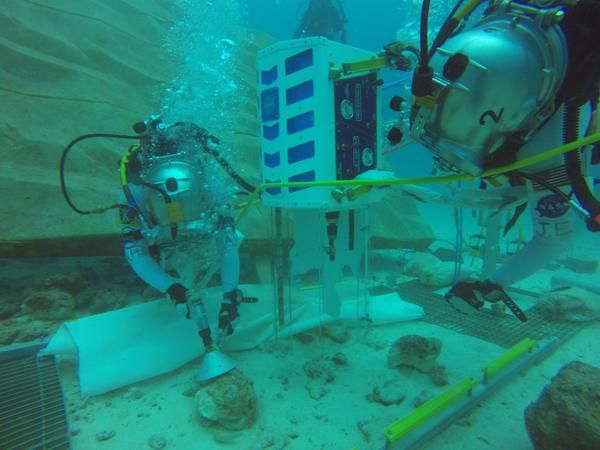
[{"left": 1, "top": 1, "right": 599, "bottom": 449}]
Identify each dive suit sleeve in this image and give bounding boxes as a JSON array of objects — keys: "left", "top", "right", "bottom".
[
  {"left": 120, "top": 206, "right": 174, "bottom": 293},
  {"left": 215, "top": 215, "right": 241, "bottom": 293}
]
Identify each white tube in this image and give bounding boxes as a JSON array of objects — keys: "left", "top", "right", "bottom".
[{"left": 551, "top": 272, "right": 600, "bottom": 295}]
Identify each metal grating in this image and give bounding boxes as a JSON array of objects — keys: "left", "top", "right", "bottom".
[
  {"left": 0, "top": 355, "right": 70, "bottom": 450},
  {"left": 396, "top": 281, "right": 586, "bottom": 348}
]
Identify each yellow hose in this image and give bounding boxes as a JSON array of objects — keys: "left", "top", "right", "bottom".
[
  {"left": 252, "top": 133, "right": 600, "bottom": 194},
  {"left": 454, "top": 0, "right": 482, "bottom": 22}
]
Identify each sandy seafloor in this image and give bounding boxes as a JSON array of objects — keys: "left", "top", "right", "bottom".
[{"left": 57, "top": 267, "right": 600, "bottom": 450}]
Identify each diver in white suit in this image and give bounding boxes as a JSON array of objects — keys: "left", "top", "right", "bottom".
[
  {"left": 117, "top": 118, "right": 255, "bottom": 374},
  {"left": 398, "top": 0, "right": 600, "bottom": 320}
]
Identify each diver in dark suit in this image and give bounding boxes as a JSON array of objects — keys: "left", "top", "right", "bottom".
[{"left": 293, "top": 0, "right": 347, "bottom": 43}]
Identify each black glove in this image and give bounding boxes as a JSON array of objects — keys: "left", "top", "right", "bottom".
[
  {"left": 445, "top": 280, "right": 527, "bottom": 322},
  {"left": 167, "top": 283, "right": 188, "bottom": 305},
  {"left": 218, "top": 289, "right": 242, "bottom": 336}
]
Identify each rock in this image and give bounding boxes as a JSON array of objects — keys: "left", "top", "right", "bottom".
[
  {"left": 323, "top": 323, "right": 350, "bottom": 344},
  {"left": 125, "top": 387, "right": 143, "bottom": 400},
  {"left": 35, "top": 272, "right": 89, "bottom": 294},
  {"left": 86, "top": 288, "right": 131, "bottom": 314},
  {"left": 303, "top": 358, "right": 335, "bottom": 382},
  {"left": 369, "top": 379, "right": 406, "bottom": 406},
  {"left": 0, "top": 328, "right": 19, "bottom": 345},
  {"left": 356, "top": 420, "right": 373, "bottom": 443},
  {"left": 95, "top": 430, "right": 116, "bottom": 442},
  {"left": 182, "top": 385, "right": 197, "bottom": 397},
  {"left": 14, "top": 322, "right": 57, "bottom": 343},
  {"left": 388, "top": 335, "right": 442, "bottom": 373},
  {"left": 305, "top": 380, "right": 328, "bottom": 400},
  {"left": 525, "top": 361, "right": 600, "bottom": 450},
  {"left": 195, "top": 369, "right": 257, "bottom": 430},
  {"left": 403, "top": 252, "right": 442, "bottom": 277},
  {"left": 148, "top": 435, "right": 167, "bottom": 449},
  {"left": 412, "top": 389, "right": 433, "bottom": 407},
  {"left": 331, "top": 352, "right": 348, "bottom": 366},
  {"left": 21, "top": 288, "right": 74, "bottom": 320},
  {"left": 430, "top": 365, "right": 449, "bottom": 386},
  {"left": 260, "top": 339, "right": 291, "bottom": 355},
  {"left": 417, "top": 261, "right": 473, "bottom": 288},
  {"left": 0, "top": 291, "right": 21, "bottom": 319},
  {"left": 537, "top": 287, "right": 600, "bottom": 322},
  {"left": 294, "top": 331, "right": 316, "bottom": 344}
]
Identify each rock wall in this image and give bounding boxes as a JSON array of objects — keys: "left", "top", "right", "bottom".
[
  {"left": 0, "top": 0, "right": 433, "bottom": 256},
  {"left": 0, "top": 0, "right": 179, "bottom": 242}
]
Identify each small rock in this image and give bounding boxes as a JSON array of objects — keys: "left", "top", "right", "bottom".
[
  {"left": 182, "top": 385, "right": 197, "bottom": 397},
  {"left": 261, "top": 339, "right": 291, "bottom": 354},
  {"left": 148, "top": 435, "right": 167, "bottom": 449},
  {"left": 305, "top": 380, "right": 327, "bottom": 400},
  {"left": 412, "top": 390, "right": 433, "bottom": 408},
  {"left": 127, "top": 387, "right": 143, "bottom": 400},
  {"left": 294, "top": 332, "right": 315, "bottom": 344},
  {"left": 430, "top": 365, "right": 449, "bottom": 386},
  {"left": 303, "top": 358, "right": 335, "bottom": 382},
  {"left": 388, "top": 335, "right": 442, "bottom": 373},
  {"left": 356, "top": 420, "right": 372, "bottom": 442},
  {"left": 323, "top": 323, "right": 350, "bottom": 344},
  {"left": 537, "top": 287, "right": 600, "bottom": 322},
  {"left": 369, "top": 379, "right": 406, "bottom": 406},
  {"left": 0, "top": 328, "right": 19, "bottom": 345},
  {"left": 21, "top": 288, "right": 75, "bottom": 320},
  {"left": 95, "top": 430, "right": 115, "bottom": 442},
  {"left": 69, "top": 428, "right": 80, "bottom": 437},
  {"left": 456, "top": 418, "right": 472, "bottom": 427},
  {"left": 331, "top": 352, "right": 348, "bottom": 366}
]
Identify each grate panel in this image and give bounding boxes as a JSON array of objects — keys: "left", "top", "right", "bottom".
[
  {"left": 396, "top": 281, "right": 586, "bottom": 348},
  {"left": 0, "top": 355, "right": 70, "bottom": 450}
]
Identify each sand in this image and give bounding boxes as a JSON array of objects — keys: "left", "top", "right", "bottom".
[{"left": 55, "top": 270, "right": 600, "bottom": 450}]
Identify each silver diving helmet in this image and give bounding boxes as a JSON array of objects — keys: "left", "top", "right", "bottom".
[
  {"left": 128, "top": 119, "right": 217, "bottom": 228},
  {"left": 141, "top": 156, "right": 210, "bottom": 227},
  {"left": 410, "top": 0, "right": 568, "bottom": 175}
]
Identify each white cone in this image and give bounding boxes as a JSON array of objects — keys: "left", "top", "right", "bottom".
[{"left": 196, "top": 350, "right": 236, "bottom": 382}]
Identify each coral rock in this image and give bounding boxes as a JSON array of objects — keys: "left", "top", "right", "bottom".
[
  {"left": 195, "top": 369, "right": 257, "bottom": 430},
  {"left": 369, "top": 379, "right": 406, "bottom": 406},
  {"left": 525, "top": 361, "right": 600, "bottom": 450},
  {"left": 22, "top": 288, "right": 74, "bottom": 320},
  {"left": 387, "top": 335, "right": 442, "bottom": 373}
]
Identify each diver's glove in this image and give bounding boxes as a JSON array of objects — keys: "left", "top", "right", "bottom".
[
  {"left": 218, "top": 289, "right": 242, "bottom": 336},
  {"left": 217, "top": 289, "right": 260, "bottom": 336},
  {"left": 444, "top": 280, "right": 527, "bottom": 322},
  {"left": 167, "top": 283, "right": 188, "bottom": 305}
]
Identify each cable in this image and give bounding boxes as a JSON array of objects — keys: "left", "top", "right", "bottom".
[
  {"left": 59, "top": 133, "right": 147, "bottom": 215},
  {"left": 201, "top": 145, "right": 257, "bottom": 193},
  {"left": 419, "top": 0, "right": 432, "bottom": 66}
]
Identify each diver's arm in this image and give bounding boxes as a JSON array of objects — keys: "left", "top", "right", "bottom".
[
  {"left": 490, "top": 190, "right": 575, "bottom": 287},
  {"left": 215, "top": 215, "right": 241, "bottom": 293},
  {"left": 215, "top": 214, "right": 242, "bottom": 337},
  {"left": 120, "top": 206, "right": 175, "bottom": 293}
]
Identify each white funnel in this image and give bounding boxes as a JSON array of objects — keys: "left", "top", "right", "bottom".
[{"left": 196, "top": 350, "right": 236, "bottom": 382}]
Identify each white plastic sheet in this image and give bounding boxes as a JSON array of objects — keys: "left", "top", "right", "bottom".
[{"left": 42, "top": 284, "right": 424, "bottom": 396}]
